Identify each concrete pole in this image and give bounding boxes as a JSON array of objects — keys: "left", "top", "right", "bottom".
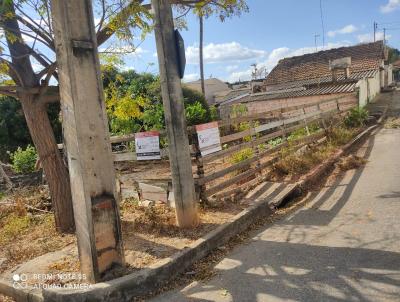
[
  {"left": 151, "top": 0, "right": 199, "bottom": 227},
  {"left": 50, "top": 0, "right": 124, "bottom": 283}
]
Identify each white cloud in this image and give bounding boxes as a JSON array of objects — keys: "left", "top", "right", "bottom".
[
  {"left": 226, "top": 42, "right": 350, "bottom": 83},
  {"left": 327, "top": 24, "right": 358, "bottom": 37},
  {"left": 186, "top": 42, "right": 267, "bottom": 64},
  {"left": 227, "top": 68, "right": 253, "bottom": 82},
  {"left": 357, "top": 31, "right": 391, "bottom": 43},
  {"left": 380, "top": 0, "right": 400, "bottom": 13},
  {"left": 182, "top": 73, "right": 199, "bottom": 82}
]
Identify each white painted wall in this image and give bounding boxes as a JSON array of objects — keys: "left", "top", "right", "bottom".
[{"left": 357, "top": 72, "right": 380, "bottom": 107}]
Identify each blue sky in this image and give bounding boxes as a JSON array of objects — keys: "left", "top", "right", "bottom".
[{"left": 122, "top": 0, "right": 400, "bottom": 83}]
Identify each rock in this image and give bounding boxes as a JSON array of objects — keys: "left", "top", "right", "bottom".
[{"left": 139, "top": 200, "right": 155, "bottom": 207}]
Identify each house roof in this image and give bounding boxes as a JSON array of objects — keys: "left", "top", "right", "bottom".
[
  {"left": 264, "top": 41, "right": 385, "bottom": 87},
  {"left": 221, "top": 79, "right": 358, "bottom": 106},
  {"left": 264, "top": 69, "right": 378, "bottom": 92},
  {"left": 393, "top": 59, "right": 400, "bottom": 69}
]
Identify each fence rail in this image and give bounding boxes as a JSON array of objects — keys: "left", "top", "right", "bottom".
[
  {"left": 192, "top": 95, "right": 357, "bottom": 201},
  {"left": 111, "top": 95, "right": 357, "bottom": 203}
]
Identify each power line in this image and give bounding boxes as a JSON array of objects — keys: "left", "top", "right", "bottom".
[{"left": 319, "top": 0, "right": 325, "bottom": 48}]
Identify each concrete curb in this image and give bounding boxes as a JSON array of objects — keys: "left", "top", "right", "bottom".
[
  {"left": 0, "top": 123, "right": 381, "bottom": 302},
  {"left": 0, "top": 185, "right": 297, "bottom": 302}
]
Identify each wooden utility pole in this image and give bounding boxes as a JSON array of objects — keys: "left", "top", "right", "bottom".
[
  {"left": 152, "top": 0, "right": 199, "bottom": 227},
  {"left": 50, "top": 0, "right": 124, "bottom": 282},
  {"left": 199, "top": 15, "right": 205, "bottom": 96}
]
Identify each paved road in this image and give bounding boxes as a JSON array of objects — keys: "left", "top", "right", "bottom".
[{"left": 151, "top": 99, "right": 400, "bottom": 301}]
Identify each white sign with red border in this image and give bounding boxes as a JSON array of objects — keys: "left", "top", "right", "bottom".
[
  {"left": 135, "top": 131, "right": 161, "bottom": 160},
  {"left": 195, "top": 121, "right": 222, "bottom": 156}
]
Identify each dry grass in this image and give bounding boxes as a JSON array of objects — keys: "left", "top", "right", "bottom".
[
  {"left": 327, "top": 126, "right": 359, "bottom": 146},
  {"left": 271, "top": 143, "right": 336, "bottom": 180},
  {"left": 0, "top": 187, "right": 76, "bottom": 274},
  {"left": 337, "top": 155, "right": 367, "bottom": 171},
  {"left": 269, "top": 126, "right": 360, "bottom": 182},
  {"left": 384, "top": 117, "right": 400, "bottom": 129}
]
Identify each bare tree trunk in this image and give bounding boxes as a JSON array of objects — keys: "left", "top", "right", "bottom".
[
  {"left": 20, "top": 95, "right": 74, "bottom": 232},
  {"left": 199, "top": 15, "right": 205, "bottom": 96},
  {"left": 3, "top": 1, "right": 74, "bottom": 232}
]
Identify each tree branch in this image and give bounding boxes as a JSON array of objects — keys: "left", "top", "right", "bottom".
[
  {"left": 16, "top": 15, "right": 55, "bottom": 50},
  {"left": 97, "top": 0, "right": 145, "bottom": 46}
]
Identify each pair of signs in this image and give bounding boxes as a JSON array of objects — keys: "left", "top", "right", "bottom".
[{"left": 135, "top": 122, "right": 222, "bottom": 160}]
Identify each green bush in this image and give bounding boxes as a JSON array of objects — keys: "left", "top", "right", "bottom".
[
  {"left": 185, "top": 101, "right": 209, "bottom": 126},
  {"left": 344, "top": 107, "right": 369, "bottom": 128},
  {"left": 9, "top": 145, "right": 38, "bottom": 174}
]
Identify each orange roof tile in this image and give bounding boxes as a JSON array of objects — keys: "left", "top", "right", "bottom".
[{"left": 265, "top": 41, "right": 385, "bottom": 86}]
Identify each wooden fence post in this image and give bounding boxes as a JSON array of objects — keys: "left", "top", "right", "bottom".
[
  {"left": 302, "top": 107, "right": 311, "bottom": 136},
  {"left": 192, "top": 132, "right": 207, "bottom": 205},
  {"left": 251, "top": 120, "right": 262, "bottom": 177}
]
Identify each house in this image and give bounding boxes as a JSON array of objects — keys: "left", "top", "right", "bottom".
[
  {"left": 219, "top": 41, "right": 392, "bottom": 118},
  {"left": 184, "top": 78, "right": 231, "bottom": 105}
]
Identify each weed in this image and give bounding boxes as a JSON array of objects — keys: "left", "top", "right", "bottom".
[
  {"left": 344, "top": 107, "right": 368, "bottom": 128},
  {"left": 273, "top": 143, "right": 335, "bottom": 177},
  {"left": 287, "top": 123, "right": 320, "bottom": 141},
  {"left": 229, "top": 148, "right": 254, "bottom": 165},
  {"left": 9, "top": 145, "right": 38, "bottom": 174},
  {"left": 268, "top": 136, "right": 283, "bottom": 147},
  {"left": 327, "top": 127, "right": 357, "bottom": 146}
]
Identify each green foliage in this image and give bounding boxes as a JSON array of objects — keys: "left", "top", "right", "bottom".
[
  {"left": 388, "top": 47, "right": 400, "bottom": 64},
  {"left": 9, "top": 145, "right": 38, "bottom": 174},
  {"left": 0, "top": 96, "right": 61, "bottom": 161},
  {"left": 104, "top": 69, "right": 213, "bottom": 135},
  {"left": 268, "top": 136, "right": 283, "bottom": 147},
  {"left": 0, "top": 96, "right": 31, "bottom": 160},
  {"left": 209, "top": 105, "right": 219, "bottom": 121},
  {"left": 229, "top": 147, "right": 253, "bottom": 164},
  {"left": 344, "top": 107, "right": 369, "bottom": 128},
  {"left": 287, "top": 123, "right": 320, "bottom": 141},
  {"left": 177, "top": 0, "right": 249, "bottom": 21},
  {"left": 185, "top": 101, "right": 208, "bottom": 125}
]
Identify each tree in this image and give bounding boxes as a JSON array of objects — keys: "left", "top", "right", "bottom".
[
  {"left": 175, "top": 1, "right": 249, "bottom": 96},
  {"left": 0, "top": 0, "right": 151, "bottom": 232},
  {"left": 103, "top": 68, "right": 212, "bottom": 136},
  {"left": 0, "top": 0, "right": 246, "bottom": 232}
]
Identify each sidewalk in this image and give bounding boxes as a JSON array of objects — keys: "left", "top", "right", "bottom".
[{"left": 151, "top": 96, "right": 400, "bottom": 301}]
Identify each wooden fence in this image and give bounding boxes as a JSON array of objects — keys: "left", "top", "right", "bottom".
[
  {"left": 112, "top": 95, "right": 357, "bottom": 203},
  {"left": 191, "top": 95, "right": 357, "bottom": 202}
]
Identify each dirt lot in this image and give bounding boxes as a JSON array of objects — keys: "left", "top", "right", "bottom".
[{"left": 0, "top": 117, "right": 367, "bottom": 302}]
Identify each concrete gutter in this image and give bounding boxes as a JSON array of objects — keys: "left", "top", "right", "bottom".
[{"left": 0, "top": 117, "right": 384, "bottom": 302}]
